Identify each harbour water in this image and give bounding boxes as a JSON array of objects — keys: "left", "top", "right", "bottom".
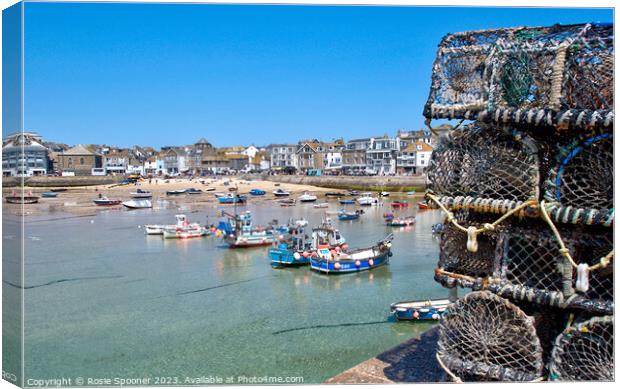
[{"left": 9, "top": 198, "right": 445, "bottom": 384}]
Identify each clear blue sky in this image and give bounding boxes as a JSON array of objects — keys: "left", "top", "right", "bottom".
[{"left": 20, "top": 2, "right": 612, "bottom": 148}]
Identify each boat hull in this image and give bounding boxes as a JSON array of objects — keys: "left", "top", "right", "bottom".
[
  {"left": 163, "top": 229, "right": 208, "bottom": 239},
  {"left": 93, "top": 199, "right": 122, "bottom": 206},
  {"left": 310, "top": 252, "right": 389, "bottom": 274},
  {"left": 269, "top": 248, "right": 310, "bottom": 267},
  {"left": 225, "top": 234, "right": 274, "bottom": 248},
  {"left": 390, "top": 299, "right": 449, "bottom": 321},
  {"left": 6, "top": 196, "right": 39, "bottom": 204}
]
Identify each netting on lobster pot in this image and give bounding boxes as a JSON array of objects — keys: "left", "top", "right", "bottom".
[
  {"left": 489, "top": 222, "right": 613, "bottom": 314},
  {"left": 427, "top": 123, "right": 539, "bottom": 214},
  {"left": 436, "top": 212, "right": 500, "bottom": 289},
  {"left": 545, "top": 133, "right": 613, "bottom": 227},
  {"left": 549, "top": 316, "right": 614, "bottom": 381},
  {"left": 437, "top": 291, "right": 543, "bottom": 381}
]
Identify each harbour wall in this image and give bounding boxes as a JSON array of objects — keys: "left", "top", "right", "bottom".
[
  {"left": 2, "top": 176, "right": 121, "bottom": 188},
  {"left": 246, "top": 174, "right": 427, "bottom": 192}
]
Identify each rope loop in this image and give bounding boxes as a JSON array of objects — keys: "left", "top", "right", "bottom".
[{"left": 466, "top": 226, "right": 479, "bottom": 253}]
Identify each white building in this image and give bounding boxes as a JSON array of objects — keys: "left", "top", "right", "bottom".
[
  {"left": 103, "top": 152, "right": 129, "bottom": 175},
  {"left": 267, "top": 144, "right": 298, "bottom": 170},
  {"left": 2, "top": 132, "right": 49, "bottom": 177}
]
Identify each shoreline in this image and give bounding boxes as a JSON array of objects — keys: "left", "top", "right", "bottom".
[{"left": 2, "top": 176, "right": 424, "bottom": 217}]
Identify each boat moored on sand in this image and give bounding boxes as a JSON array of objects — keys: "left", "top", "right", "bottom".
[
  {"left": 390, "top": 299, "right": 450, "bottom": 321},
  {"left": 218, "top": 193, "right": 247, "bottom": 204},
  {"left": 122, "top": 199, "right": 152, "bottom": 209},
  {"left": 93, "top": 196, "right": 122, "bottom": 206},
  {"left": 273, "top": 189, "right": 290, "bottom": 197},
  {"left": 130, "top": 189, "right": 152, "bottom": 199},
  {"left": 298, "top": 192, "right": 318, "bottom": 203},
  {"left": 249, "top": 189, "right": 266, "bottom": 196}
]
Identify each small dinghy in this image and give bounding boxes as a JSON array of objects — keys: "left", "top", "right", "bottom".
[
  {"left": 339, "top": 199, "right": 355, "bottom": 205},
  {"left": 298, "top": 192, "right": 318, "bottom": 203},
  {"left": 166, "top": 189, "right": 187, "bottom": 196},
  {"left": 294, "top": 218, "right": 308, "bottom": 227},
  {"left": 93, "top": 196, "right": 122, "bottom": 206},
  {"left": 325, "top": 191, "right": 346, "bottom": 197},
  {"left": 407, "top": 190, "right": 416, "bottom": 196},
  {"left": 338, "top": 210, "right": 361, "bottom": 221},
  {"left": 310, "top": 234, "right": 393, "bottom": 274},
  {"left": 418, "top": 201, "right": 430, "bottom": 210},
  {"left": 204, "top": 187, "right": 216, "bottom": 192},
  {"left": 391, "top": 200, "right": 409, "bottom": 208},
  {"left": 387, "top": 216, "right": 416, "bottom": 227},
  {"left": 122, "top": 199, "right": 152, "bottom": 209},
  {"left": 41, "top": 192, "right": 58, "bottom": 198},
  {"left": 380, "top": 191, "right": 390, "bottom": 197},
  {"left": 390, "top": 299, "right": 450, "bottom": 321},
  {"left": 186, "top": 188, "right": 202, "bottom": 194},
  {"left": 161, "top": 215, "right": 209, "bottom": 239},
  {"left": 313, "top": 202, "right": 329, "bottom": 208},
  {"left": 250, "top": 189, "right": 266, "bottom": 196},
  {"left": 218, "top": 193, "right": 247, "bottom": 204},
  {"left": 130, "top": 189, "right": 152, "bottom": 199},
  {"left": 273, "top": 189, "right": 290, "bottom": 197}
]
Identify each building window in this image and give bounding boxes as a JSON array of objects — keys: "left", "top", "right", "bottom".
[{"left": 80, "top": 158, "right": 85, "bottom": 165}]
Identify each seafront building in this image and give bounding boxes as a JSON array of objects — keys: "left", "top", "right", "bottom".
[{"left": 2, "top": 132, "right": 49, "bottom": 176}]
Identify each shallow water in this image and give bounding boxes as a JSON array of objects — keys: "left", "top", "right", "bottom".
[{"left": 12, "top": 197, "right": 445, "bottom": 384}]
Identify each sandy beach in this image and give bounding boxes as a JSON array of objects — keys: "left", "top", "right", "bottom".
[{"left": 3, "top": 177, "right": 413, "bottom": 217}]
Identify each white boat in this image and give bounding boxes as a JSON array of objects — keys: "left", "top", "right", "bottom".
[
  {"left": 161, "top": 214, "right": 209, "bottom": 239},
  {"left": 313, "top": 202, "right": 329, "bottom": 208},
  {"left": 130, "top": 189, "right": 152, "bottom": 199},
  {"left": 294, "top": 218, "right": 309, "bottom": 227},
  {"left": 122, "top": 199, "right": 152, "bottom": 209},
  {"left": 273, "top": 189, "right": 290, "bottom": 197},
  {"left": 357, "top": 192, "right": 378, "bottom": 206},
  {"left": 214, "top": 192, "right": 227, "bottom": 198},
  {"left": 380, "top": 191, "right": 390, "bottom": 197},
  {"left": 145, "top": 225, "right": 166, "bottom": 235},
  {"left": 298, "top": 192, "right": 318, "bottom": 202}
]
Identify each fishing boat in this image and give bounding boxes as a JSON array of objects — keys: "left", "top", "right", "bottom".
[
  {"left": 93, "top": 196, "right": 122, "bottom": 206},
  {"left": 390, "top": 299, "right": 450, "bottom": 321},
  {"left": 130, "top": 189, "right": 152, "bottom": 199},
  {"left": 294, "top": 218, "right": 309, "bottom": 227},
  {"left": 273, "top": 189, "right": 290, "bottom": 197},
  {"left": 349, "top": 190, "right": 359, "bottom": 196},
  {"left": 418, "top": 201, "right": 430, "bottom": 210},
  {"left": 162, "top": 214, "right": 209, "bottom": 239},
  {"left": 166, "top": 189, "right": 187, "bottom": 196},
  {"left": 186, "top": 188, "right": 202, "bottom": 194},
  {"left": 269, "top": 220, "right": 346, "bottom": 267},
  {"left": 325, "top": 191, "right": 346, "bottom": 197},
  {"left": 313, "top": 202, "right": 329, "bottom": 208},
  {"left": 5, "top": 192, "right": 39, "bottom": 204},
  {"left": 41, "top": 192, "right": 58, "bottom": 198},
  {"left": 380, "top": 191, "right": 390, "bottom": 197},
  {"left": 391, "top": 200, "right": 409, "bottom": 208},
  {"left": 122, "top": 199, "right": 152, "bottom": 209},
  {"left": 298, "top": 192, "right": 318, "bottom": 203},
  {"left": 386, "top": 216, "right": 416, "bottom": 227},
  {"left": 220, "top": 210, "right": 275, "bottom": 248},
  {"left": 218, "top": 193, "right": 247, "bottom": 204},
  {"left": 339, "top": 199, "right": 355, "bottom": 205},
  {"left": 279, "top": 198, "right": 296, "bottom": 207},
  {"left": 357, "top": 192, "right": 378, "bottom": 206},
  {"left": 310, "top": 234, "right": 393, "bottom": 274},
  {"left": 249, "top": 189, "right": 266, "bottom": 196},
  {"left": 338, "top": 209, "right": 361, "bottom": 221}
]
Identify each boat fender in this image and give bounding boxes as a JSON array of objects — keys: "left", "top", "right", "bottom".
[
  {"left": 335, "top": 246, "right": 341, "bottom": 253},
  {"left": 293, "top": 252, "right": 301, "bottom": 260},
  {"left": 413, "top": 311, "right": 420, "bottom": 319},
  {"left": 342, "top": 244, "right": 349, "bottom": 250},
  {"left": 386, "top": 242, "right": 392, "bottom": 248},
  {"left": 355, "top": 260, "right": 361, "bottom": 267},
  {"left": 330, "top": 249, "right": 337, "bottom": 256},
  {"left": 432, "top": 313, "right": 440, "bottom": 320},
  {"left": 369, "top": 259, "right": 374, "bottom": 266},
  {"left": 334, "top": 262, "right": 341, "bottom": 269},
  {"left": 278, "top": 235, "right": 284, "bottom": 241}
]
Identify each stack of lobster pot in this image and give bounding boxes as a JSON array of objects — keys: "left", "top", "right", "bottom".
[{"left": 422, "top": 23, "right": 613, "bottom": 382}]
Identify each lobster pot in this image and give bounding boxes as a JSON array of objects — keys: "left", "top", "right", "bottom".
[
  {"left": 427, "top": 123, "right": 539, "bottom": 215},
  {"left": 438, "top": 291, "right": 543, "bottom": 381},
  {"left": 436, "top": 213, "right": 500, "bottom": 289},
  {"left": 489, "top": 223, "right": 613, "bottom": 315},
  {"left": 549, "top": 316, "right": 614, "bottom": 381},
  {"left": 424, "top": 23, "right": 613, "bottom": 131},
  {"left": 544, "top": 132, "right": 613, "bottom": 227}
]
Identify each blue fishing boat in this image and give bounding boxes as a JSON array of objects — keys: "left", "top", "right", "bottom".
[
  {"left": 339, "top": 199, "right": 355, "bottom": 205},
  {"left": 390, "top": 299, "right": 450, "bottom": 321},
  {"left": 218, "top": 193, "right": 247, "bottom": 204},
  {"left": 220, "top": 210, "right": 274, "bottom": 248},
  {"left": 250, "top": 189, "right": 266, "bottom": 196},
  {"left": 269, "top": 220, "right": 346, "bottom": 267},
  {"left": 338, "top": 209, "right": 361, "bottom": 221},
  {"left": 41, "top": 192, "right": 58, "bottom": 198},
  {"left": 310, "top": 234, "right": 393, "bottom": 274}
]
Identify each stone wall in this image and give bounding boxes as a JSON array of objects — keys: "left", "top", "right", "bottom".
[
  {"left": 2, "top": 176, "right": 121, "bottom": 188},
  {"left": 243, "top": 174, "right": 427, "bottom": 191}
]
